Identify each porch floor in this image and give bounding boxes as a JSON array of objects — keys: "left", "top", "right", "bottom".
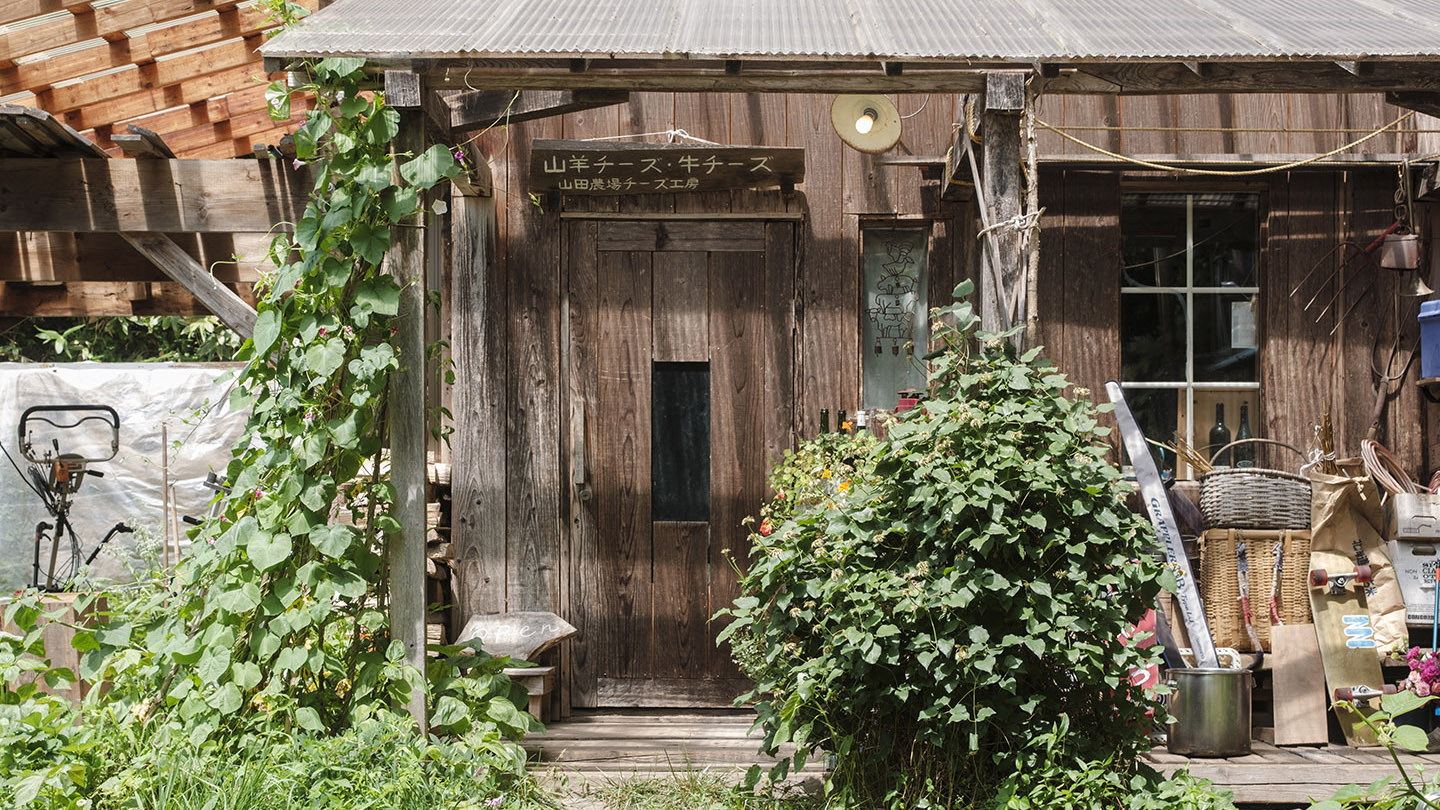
[
  {"left": 528, "top": 711, "right": 1433, "bottom": 807},
  {"left": 1146, "top": 740, "right": 1438, "bottom": 806}
]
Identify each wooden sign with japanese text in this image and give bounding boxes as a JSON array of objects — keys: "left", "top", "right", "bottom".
[{"left": 530, "top": 140, "right": 804, "bottom": 195}]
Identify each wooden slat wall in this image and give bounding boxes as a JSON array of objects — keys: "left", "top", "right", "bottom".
[{"left": 450, "top": 91, "right": 1440, "bottom": 712}]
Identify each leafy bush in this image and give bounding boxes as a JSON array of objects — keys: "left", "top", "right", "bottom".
[
  {"left": 721, "top": 281, "right": 1168, "bottom": 808},
  {"left": 0, "top": 316, "right": 245, "bottom": 363}
]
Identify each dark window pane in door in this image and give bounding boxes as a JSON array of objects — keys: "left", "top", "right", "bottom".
[
  {"left": 652, "top": 362, "right": 710, "bottom": 522},
  {"left": 1121, "top": 193, "right": 1187, "bottom": 288},
  {"left": 1192, "top": 293, "right": 1259, "bottom": 382},
  {"left": 1121, "top": 293, "right": 1187, "bottom": 382},
  {"left": 1191, "top": 194, "right": 1259, "bottom": 288}
]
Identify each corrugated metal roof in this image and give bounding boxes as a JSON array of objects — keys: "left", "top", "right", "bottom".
[{"left": 263, "top": 0, "right": 1440, "bottom": 61}]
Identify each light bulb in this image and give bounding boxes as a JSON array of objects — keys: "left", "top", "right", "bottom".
[{"left": 855, "top": 108, "right": 878, "bottom": 135}]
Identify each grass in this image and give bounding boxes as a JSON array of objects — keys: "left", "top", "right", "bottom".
[{"left": 588, "top": 769, "right": 821, "bottom": 810}]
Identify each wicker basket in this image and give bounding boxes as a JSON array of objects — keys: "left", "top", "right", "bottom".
[
  {"left": 1199, "top": 439, "right": 1311, "bottom": 530},
  {"left": 1198, "top": 529, "right": 1312, "bottom": 652}
]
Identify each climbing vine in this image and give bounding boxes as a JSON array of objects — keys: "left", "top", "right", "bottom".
[{"left": 75, "top": 55, "right": 531, "bottom": 742}]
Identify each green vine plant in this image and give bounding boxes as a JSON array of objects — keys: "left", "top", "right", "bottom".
[
  {"left": 62, "top": 53, "right": 535, "bottom": 745},
  {"left": 1307, "top": 691, "right": 1440, "bottom": 810}
]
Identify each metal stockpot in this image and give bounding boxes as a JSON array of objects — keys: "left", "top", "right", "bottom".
[{"left": 1167, "top": 667, "right": 1252, "bottom": 757}]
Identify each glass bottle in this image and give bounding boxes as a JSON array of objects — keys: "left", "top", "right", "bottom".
[
  {"left": 1209, "top": 403, "right": 1232, "bottom": 467},
  {"left": 820, "top": 409, "right": 830, "bottom": 435},
  {"left": 1234, "top": 402, "right": 1254, "bottom": 468},
  {"left": 837, "top": 410, "right": 848, "bottom": 434}
]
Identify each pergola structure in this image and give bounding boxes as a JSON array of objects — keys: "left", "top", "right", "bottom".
[{"left": 260, "top": 0, "right": 1440, "bottom": 737}]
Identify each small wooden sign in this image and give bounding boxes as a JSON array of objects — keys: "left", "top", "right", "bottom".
[{"left": 530, "top": 140, "right": 804, "bottom": 195}]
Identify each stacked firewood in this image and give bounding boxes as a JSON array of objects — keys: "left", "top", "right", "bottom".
[{"left": 425, "top": 457, "right": 453, "bottom": 648}]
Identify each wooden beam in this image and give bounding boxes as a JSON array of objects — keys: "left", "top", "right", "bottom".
[
  {"left": 0, "top": 158, "right": 311, "bottom": 233},
  {"left": 118, "top": 232, "right": 257, "bottom": 336},
  {"left": 388, "top": 108, "right": 428, "bottom": 729},
  {"left": 0, "top": 0, "right": 92, "bottom": 29},
  {"left": 0, "top": 280, "right": 255, "bottom": 317},
  {"left": 942, "top": 122, "right": 975, "bottom": 202},
  {"left": 384, "top": 70, "right": 423, "bottom": 108},
  {"left": 112, "top": 125, "right": 176, "bottom": 159},
  {"left": 0, "top": 231, "right": 270, "bottom": 281},
  {"left": 441, "top": 89, "right": 629, "bottom": 135},
  {"left": 1387, "top": 90, "right": 1440, "bottom": 119},
  {"left": 1182, "top": 61, "right": 1209, "bottom": 77},
  {"left": 0, "top": 0, "right": 254, "bottom": 63},
  {"left": 979, "top": 73, "right": 1024, "bottom": 333},
  {"left": 1335, "top": 60, "right": 1371, "bottom": 76},
  {"left": 58, "top": 61, "right": 274, "bottom": 132},
  {"left": 38, "top": 35, "right": 264, "bottom": 115},
  {"left": 402, "top": 59, "right": 1440, "bottom": 95},
  {"left": 0, "top": 4, "right": 281, "bottom": 95}
]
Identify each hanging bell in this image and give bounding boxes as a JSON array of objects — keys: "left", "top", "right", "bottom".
[{"left": 1400, "top": 268, "right": 1435, "bottom": 298}]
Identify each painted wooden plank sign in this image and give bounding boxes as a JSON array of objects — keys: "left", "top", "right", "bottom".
[{"left": 530, "top": 140, "right": 803, "bottom": 194}]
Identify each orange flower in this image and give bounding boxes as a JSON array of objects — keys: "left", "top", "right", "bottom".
[{"left": 759, "top": 519, "right": 773, "bottom": 536}]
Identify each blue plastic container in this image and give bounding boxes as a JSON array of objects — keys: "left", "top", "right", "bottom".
[{"left": 1423, "top": 300, "right": 1440, "bottom": 379}]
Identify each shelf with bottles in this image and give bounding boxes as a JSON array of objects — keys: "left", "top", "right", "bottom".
[{"left": 1176, "top": 390, "right": 1259, "bottom": 479}]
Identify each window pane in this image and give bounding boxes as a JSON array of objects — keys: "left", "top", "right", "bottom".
[
  {"left": 861, "top": 228, "right": 929, "bottom": 410},
  {"left": 1121, "top": 293, "right": 1186, "bottom": 382},
  {"left": 1122, "top": 387, "right": 1182, "bottom": 479},
  {"left": 1194, "top": 294, "right": 1258, "bottom": 382},
  {"left": 652, "top": 362, "right": 709, "bottom": 522},
  {"left": 1195, "top": 390, "right": 1258, "bottom": 467},
  {"left": 1192, "top": 194, "right": 1259, "bottom": 288},
  {"left": 1121, "top": 193, "right": 1187, "bottom": 288}
]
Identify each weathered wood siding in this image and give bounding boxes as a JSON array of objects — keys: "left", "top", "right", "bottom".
[{"left": 447, "top": 90, "right": 1438, "bottom": 709}]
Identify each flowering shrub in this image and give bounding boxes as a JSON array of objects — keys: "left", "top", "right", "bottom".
[
  {"left": 1402, "top": 647, "right": 1440, "bottom": 697},
  {"left": 720, "top": 280, "right": 1168, "bottom": 809}
]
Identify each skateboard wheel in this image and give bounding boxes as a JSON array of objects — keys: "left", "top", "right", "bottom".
[
  {"left": 1335, "top": 687, "right": 1353, "bottom": 701},
  {"left": 1311, "top": 570, "right": 1328, "bottom": 587},
  {"left": 1355, "top": 565, "right": 1372, "bottom": 585}
]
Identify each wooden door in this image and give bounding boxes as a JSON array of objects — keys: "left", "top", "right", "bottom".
[{"left": 566, "top": 219, "right": 794, "bottom": 708}]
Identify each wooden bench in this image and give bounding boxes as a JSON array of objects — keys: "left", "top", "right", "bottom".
[{"left": 455, "top": 611, "right": 577, "bottom": 723}]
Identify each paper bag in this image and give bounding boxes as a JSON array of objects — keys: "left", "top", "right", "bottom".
[{"left": 1309, "top": 461, "right": 1408, "bottom": 659}]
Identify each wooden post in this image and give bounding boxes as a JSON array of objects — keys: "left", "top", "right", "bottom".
[
  {"left": 979, "top": 72, "right": 1025, "bottom": 334},
  {"left": 449, "top": 189, "right": 507, "bottom": 623},
  {"left": 387, "top": 89, "right": 428, "bottom": 729}
]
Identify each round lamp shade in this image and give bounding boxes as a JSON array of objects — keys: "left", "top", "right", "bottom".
[{"left": 831, "top": 94, "right": 902, "bottom": 153}]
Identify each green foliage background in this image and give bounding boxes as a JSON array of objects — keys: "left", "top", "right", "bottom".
[{"left": 722, "top": 282, "right": 1170, "bottom": 809}]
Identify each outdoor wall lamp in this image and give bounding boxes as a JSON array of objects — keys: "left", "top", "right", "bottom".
[{"left": 831, "top": 94, "right": 901, "bottom": 153}]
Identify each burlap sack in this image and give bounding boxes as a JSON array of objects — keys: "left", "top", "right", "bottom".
[{"left": 1309, "top": 460, "right": 1408, "bottom": 660}]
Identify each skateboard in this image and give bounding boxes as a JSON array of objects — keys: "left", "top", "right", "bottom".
[{"left": 1309, "top": 558, "right": 1387, "bottom": 746}]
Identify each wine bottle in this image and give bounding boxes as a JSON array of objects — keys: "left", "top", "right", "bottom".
[
  {"left": 820, "top": 409, "right": 830, "bottom": 434},
  {"left": 1234, "top": 402, "right": 1254, "bottom": 468},
  {"left": 1209, "top": 403, "right": 1232, "bottom": 467},
  {"left": 838, "top": 410, "right": 849, "bottom": 434},
  {"left": 856, "top": 409, "right": 869, "bottom": 436}
]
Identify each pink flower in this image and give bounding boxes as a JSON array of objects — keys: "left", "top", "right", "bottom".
[
  {"left": 293, "top": 158, "right": 305, "bottom": 170},
  {"left": 485, "top": 799, "right": 502, "bottom": 808},
  {"left": 318, "top": 326, "right": 327, "bottom": 337},
  {"left": 1417, "top": 680, "right": 1431, "bottom": 698}
]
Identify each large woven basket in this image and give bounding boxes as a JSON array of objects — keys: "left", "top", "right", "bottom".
[
  {"left": 1198, "top": 528, "right": 1312, "bottom": 652},
  {"left": 1199, "top": 439, "right": 1311, "bottom": 530}
]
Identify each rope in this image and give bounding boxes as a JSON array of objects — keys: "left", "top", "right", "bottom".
[
  {"left": 977, "top": 209, "right": 1045, "bottom": 239},
  {"left": 1035, "top": 111, "right": 1415, "bottom": 177},
  {"left": 581, "top": 128, "right": 720, "bottom": 146},
  {"left": 1361, "top": 438, "right": 1421, "bottom": 496}
]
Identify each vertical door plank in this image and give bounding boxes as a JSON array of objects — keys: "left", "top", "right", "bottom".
[
  {"left": 1060, "top": 171, "right": 1122, "bottom": 449},
  {"left": 566, "top": 221, "right": 600, "bottom": 708},
  {"left": 1035, "top": 168, "right": 1066, "bottom": 370},
  {"left": 709, "top": 248, "right": 766, "bottom": 679},
  {"left": 763, "top": 223, "right": 797, "bottom": 487},
  {"left": 730, "top": 92, "right": 788, "bottom": 214},
  {"left": 506, "top": 117, "right": 563, "bottom": 613},
  {"left": 651, "top": 521, "right": 711, "bottom": 679},
  {"left": 596, "top": 249, "right": 655, "bottom": 682},
  {"left": 1336, "top": 172, "right": 1395, "bottom": 452},
  {"left": 1119, "top": 95, "right": 1178, "bottom": 155},
  {"left": 652, "top": 250, "right": 709, "bottom": 362},
  {"left": 451, "top": 194, "right": 507, "bottom": 619},
  {"left": 1231, "top": 94, "right": 1288, "bottom": 154},
  {"left": 892, "top": 92, "right": 953, "bottom": 214},
  {"left": 1270, "top": 625, "right": 1330, "bottom": 746},
  {"left": 1175, "top": 94, "right": 1229, "bottom": 154},
  {"left": 675, "top": 91, "right": 732, "bottom": 215},
  {"left": 619, "top": 93, "right": 676, "bottom": 216},
  {"left": 790, "top": 94, "right": 850, "bottom": 438}
]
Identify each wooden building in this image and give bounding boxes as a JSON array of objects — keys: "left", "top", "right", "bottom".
[{"left": 259, "top": 0, "right": 1440, "bottom": 716}]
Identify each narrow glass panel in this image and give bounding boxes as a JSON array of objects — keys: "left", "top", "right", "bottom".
[
  {"left": 1121, "top": 193, "right": 1188, "bottom": 288},
  {"left": 1193, "top": 293, "right": 1259, "bottom": 382},
  {"left": 1121, "top": 387, "right": 1182, "bottom": 479},
  {"left": 1121, "top": 293, "right": 1187, "bottom": 382},
  {"left": 651, "top": 362, "right": 709, "bottom": 522},
  {"left": 861, "top": 228, "right": 929, "bottom": 410}
]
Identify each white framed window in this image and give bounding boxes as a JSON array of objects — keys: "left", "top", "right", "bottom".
[{"left": 1120, "top": 192, "right": 1261, "bottom": 477}]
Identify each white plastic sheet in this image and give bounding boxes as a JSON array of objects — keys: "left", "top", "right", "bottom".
[{"left": 0, "top": 363, "right": 249, "bottom": 590}]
